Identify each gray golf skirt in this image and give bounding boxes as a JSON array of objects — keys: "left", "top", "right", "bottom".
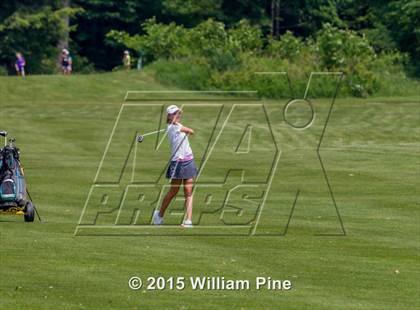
[{"left": 166, "top": 159, "right": 198, "bottom": 180}]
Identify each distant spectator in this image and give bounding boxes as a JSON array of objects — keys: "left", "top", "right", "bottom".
[
  {"left": 61, "top": 49, "right": 72, "bottom": 75},
  {"left": 15, "top": 52, "right": 26, "bottom": 77},
  {"left": 123, "top": 50, "right": 131, "bottom": 70}
]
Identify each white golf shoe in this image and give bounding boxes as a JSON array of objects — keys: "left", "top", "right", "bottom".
[
  {"left": 153, "top": 210, "right": 163, "bottom": 225},
  {"left": 181, "top": 219, "right": 193, "bottom": 228}
]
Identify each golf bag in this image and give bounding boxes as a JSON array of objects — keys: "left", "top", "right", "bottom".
[{"left": 0, "top": 145, "right": 26, "bottom": 206}]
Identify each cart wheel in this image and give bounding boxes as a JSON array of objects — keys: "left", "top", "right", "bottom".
[{"left": 24, "top": 201, "right": 35, "bottom": 222}]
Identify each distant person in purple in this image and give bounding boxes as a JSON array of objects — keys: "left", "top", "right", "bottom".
[{"left": 15, "top": 53, "right": 26, "bottom": 77}]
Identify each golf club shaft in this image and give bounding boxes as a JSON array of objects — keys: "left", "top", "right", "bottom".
[
  {"left": 26, "top": 189, "right": 43, "bottom": 222},
  {"left": 33, "top": 204, "right": 43, "bottom": 222},
  {"left": 142, "top": 128, "right": 166, "bottom": 137}
]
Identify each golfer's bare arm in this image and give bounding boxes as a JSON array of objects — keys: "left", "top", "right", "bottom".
[{"left": 180, "top": 126, "right": 194, "bottom": 135}]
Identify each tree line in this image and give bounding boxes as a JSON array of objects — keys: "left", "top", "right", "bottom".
[{"left": 0, "top": 0, "right": 418, "bottom": 78}]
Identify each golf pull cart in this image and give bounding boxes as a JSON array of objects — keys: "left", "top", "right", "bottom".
[{"left": 0, "top": 131, "right": 39, "bottom": 222}]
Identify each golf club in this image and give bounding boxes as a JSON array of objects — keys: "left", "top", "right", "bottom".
[{"left": 137, "top": 128, "right": 166, "bottom": 143}]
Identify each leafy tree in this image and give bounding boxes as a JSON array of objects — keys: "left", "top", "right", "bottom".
[
  {"left": 0, "top": 0, "right": 62, "bottom": 21},
  {"left": 107, "top": 18, "right": 263, "bottom": 71},
  {"left": 337, "top": 0, "right": 419, "bottom": 76},
  {"left": 107, "top": 18, "right": 189, "bottom": 61},
  {"left": 386, "top": 0, "right": 420, "bottom": 75},
  {"left": 71, "top": 0, "right": 163, "bottom": 70},
  {"left": 267, "top": 31, "right": 304, "bottom": 60},
  {"left": 220, "top": 0, "right": 271, "bottom": 29},
  {"left": 317, "top": 23, "right": 378, "bottom": 96},
  {"left": 277, "top": 0, "right": 343, "bottom": 37},
  {"left": 161, "top": 0, "right": 223, "bottom": 26}
]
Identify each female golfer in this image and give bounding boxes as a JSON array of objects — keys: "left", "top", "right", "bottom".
[{"left": 153, "top": 105, "right": 197, "bottom": 227}]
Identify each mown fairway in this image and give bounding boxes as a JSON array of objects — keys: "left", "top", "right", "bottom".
[{"left": 0, "top": 72, "right": 418, "bottom": 309}]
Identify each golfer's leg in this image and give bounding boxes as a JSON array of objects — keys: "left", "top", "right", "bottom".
[
  {"left": 159, "top": 179, "right": 181, "bottom": 217},
  {"left": 183, "top": 178, "right": 194, "bottom": 221}
]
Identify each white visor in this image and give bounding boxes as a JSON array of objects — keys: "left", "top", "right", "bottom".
[{"left": 167, "top": 105, "right": 180, "bottom": 115}]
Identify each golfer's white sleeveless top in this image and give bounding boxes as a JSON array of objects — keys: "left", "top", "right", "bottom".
[{"left": 167, "top": 123, "right": 193, "bottom": 162}]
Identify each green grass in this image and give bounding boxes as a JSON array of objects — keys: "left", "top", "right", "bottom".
[{"left": 0, "top": 72, "right": 419, "bottom": 309}]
